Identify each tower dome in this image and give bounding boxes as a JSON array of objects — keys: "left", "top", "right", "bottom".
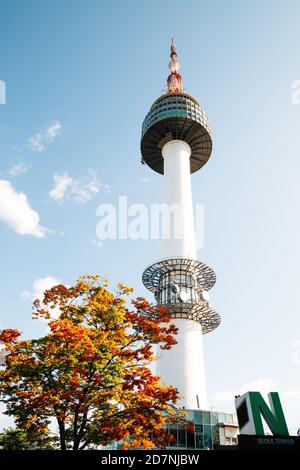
[{"left": 141, "top": 40, "right": 212, "bottom": 175}]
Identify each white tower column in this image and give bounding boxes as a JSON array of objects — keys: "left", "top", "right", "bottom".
[
  {"left": 155, "top": 139, "right": 208, "bottom": 410},
  {"left": 161, "top": 140, "right": 197, "bottom": 260},
  {"left": 156, "top": 318, "right": 208, "bottom": 409}
]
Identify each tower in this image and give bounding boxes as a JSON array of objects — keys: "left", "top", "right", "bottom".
[{"left": 141, "top": 40, "right": 220, "bottom": 409}]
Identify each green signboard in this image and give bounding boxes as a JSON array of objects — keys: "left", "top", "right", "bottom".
[{"left": 235, "top": 391, "right": 289, "bottom": 436}]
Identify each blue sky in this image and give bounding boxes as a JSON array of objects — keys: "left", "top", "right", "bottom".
[{"left": 1, "top": 0, "right": 300, "bottom": 432}]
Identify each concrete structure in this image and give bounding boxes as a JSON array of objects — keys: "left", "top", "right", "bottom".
[{"left": 141, "top": 40, "right": 220, "bottom": 409}]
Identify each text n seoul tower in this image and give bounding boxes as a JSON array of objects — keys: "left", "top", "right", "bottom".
[{"left": 141, "top": 39, "right": 220, "bottom": 411}]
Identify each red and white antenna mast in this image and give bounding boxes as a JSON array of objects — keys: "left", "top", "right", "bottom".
[{"left": 167, "top": 38, "right": 183, "bottom": 93}]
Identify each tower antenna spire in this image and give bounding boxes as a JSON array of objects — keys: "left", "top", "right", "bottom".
[{"left": 167, "top": 38, "right": 183, "bottom": 93}]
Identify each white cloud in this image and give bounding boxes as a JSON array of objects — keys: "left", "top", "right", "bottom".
[
  {"left": 0, "top": 180, "right": 46, "bottom": 238},
  {"left": 49, "top": 173, "right": 73, "bottom": 202},
  {"left": 212, "top": 377, "right": 277, "bottom": 407},
  {"left": 49, "top": 170, "right": 110, "bottom": 204},
  {"left": 32, "top": 276, "right": 60, "bottom": 302},
  {"left": 22, "top": 276, "right": 60, "bottom": 303},
  {"left": 29, "top": 134, "right": 44, "bottom": 152},
  {"left": 8, "top": 162, "right": 28, "bottom": 176},
  {"left": 21, "top": 276, "right": 63, "bottom": 324},
  {"left": 46, "top": 121, "right": 62, "bottom": 142},
  {"left": 71, "top": 170, "right": 104, "bottom": 203},
  {"left": 28, "top": 120, "right": 62, "bottom": 152},
  {"left": 238, "top": 377, "right": 277, "bottom": 397}
]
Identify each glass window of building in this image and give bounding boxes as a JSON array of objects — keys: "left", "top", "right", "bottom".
[
  {"left": 195, "top": 425, "right": 204, "bottom": 449},
  {"left": 202, "top": 411, "right": 211, "bottom": 425},
  {"left": 187, "top": 429, "right": 195, "bottom": 449},
  {"left": 178, "top": 428, "right": 186, "bottom": 448},
  {"left": 203, "top": 426, "right": 212, "bottom": 450},
  {"left": 194, "top": 411, "right": 203, "bottom": 424},
  {"left": 211, "top": 426, "right": 220, "bottom": 447}
]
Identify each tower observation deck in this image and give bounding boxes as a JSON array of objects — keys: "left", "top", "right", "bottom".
[
  {"left": 141, "top": 40, "right": 220, "bottom": 410},
  {"left": 141, "top": 91, "right": 212, "bottom": 175}
]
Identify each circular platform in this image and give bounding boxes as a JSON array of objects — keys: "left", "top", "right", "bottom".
[
  {"left": 142, "top": 257, "right": 220, "bottom": 334},
  {"left": 167, "top": 302, "right": 221, "bottom": 334},
  {"left": 139, "top": 301, "right": 220, "bottom": 335},
  {"left": 142, "top": 257, "right": 216, "bottom": 293},
  {"left": 141, "top": 92, "right": 212, "bottom": 175}
]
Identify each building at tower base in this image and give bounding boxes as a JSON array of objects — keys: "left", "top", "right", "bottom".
[{"left": 106, "top": 409, "right": 238, "bottom": 450}]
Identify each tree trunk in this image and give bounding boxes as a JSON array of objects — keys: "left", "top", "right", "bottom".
[
  {"left": 73, "top": 439, "right": 80, "bottom": 451},
  {"left": 73, "top": 411, "right": 88, "bottom": 451},
  {"left": 57, "top": 419, "right": 66, "bottom": 451}
]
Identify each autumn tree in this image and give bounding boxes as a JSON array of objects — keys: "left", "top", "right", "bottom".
[{"left": 0, "top": 276, "right": 181, "bottom": 450}]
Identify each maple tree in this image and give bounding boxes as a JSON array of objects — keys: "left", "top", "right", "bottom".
[{"left": 0, "top": 276, "right": 181, "bottom": 450}]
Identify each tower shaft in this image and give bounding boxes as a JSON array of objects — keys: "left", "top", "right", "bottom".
[
  {"left": 158, "top": 139, "right": 207, "bottom": 408},
  {"left": 161, "top": 141, "right": 197, "bottom": 260},
  {"left": 157, "top": 318, "right": 207, "bottom": 409}
]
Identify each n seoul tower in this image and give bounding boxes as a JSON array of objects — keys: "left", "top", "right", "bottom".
[{"left": 141, "top": 40, "right": 220, "bottom": 409}]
